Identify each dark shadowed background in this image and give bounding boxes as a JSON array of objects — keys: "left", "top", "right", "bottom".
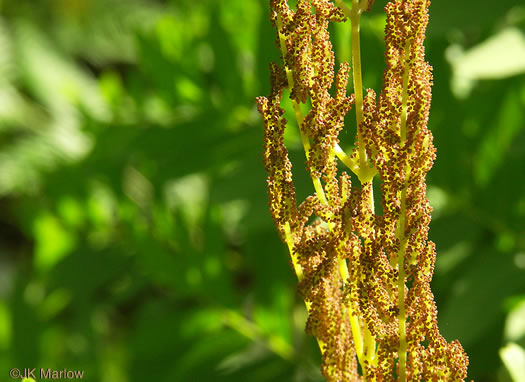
[{"left": 0, "top": 0, "right": 524, "bottom": 381}]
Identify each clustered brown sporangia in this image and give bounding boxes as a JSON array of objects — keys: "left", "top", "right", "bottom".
[{"left": 256, "top": 0, "right": 469, "bottom": 380}]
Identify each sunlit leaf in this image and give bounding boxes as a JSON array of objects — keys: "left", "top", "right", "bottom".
[
  {"left": 448, "top": 28, "right": 525, "bottom": 98},
  {"left": 33, "top": 213, "right": 75, "bottom": 272},
  {"left": 500, "top": 343, "right": 525, "bottom": 382},
  {"left": 504, "top": 298, "right": 525, "bottom": 343}
]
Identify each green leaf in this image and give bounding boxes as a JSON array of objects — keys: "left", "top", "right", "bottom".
[
  {"left": 500, "top": 343, "right": 525, "bottom": 382},
  {"left": 33, "top": 213, "right": 75, "bottom": 272},
  {"left": 448, "top": 28, "right": 525, "bottom": 98}
]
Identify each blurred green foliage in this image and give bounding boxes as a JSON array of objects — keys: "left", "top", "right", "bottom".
[{"left": 0, "top": 0, "right": 524, "bottom": 381}]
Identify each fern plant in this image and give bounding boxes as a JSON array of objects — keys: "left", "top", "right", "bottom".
[{"left": 256, "top": 0, "right": 469, "bottom": 380}]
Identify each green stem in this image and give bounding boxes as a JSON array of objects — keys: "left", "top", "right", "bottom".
[
  {"left": 284, "top": 222, "right": 304, "bottom": 281},
  {"left": 397, "top": 39, "right": 413, "bottom": 382},
  {"left": 400, "top": 42, "right": 411, "bottom": 143},
  {"left": 349, "top": 1, "right": 368, "bottom": 175},
  {"left": 362, "top": 183, "right": 377, "bottom": 368},
  {"left": 291, "top": 102, "right": 329, "bottom": 205},
  {"left": 337, "top": 1, "right": 379, "bottom": 375},
  {"left": 351, "top": 1, "right": 379, "bottom": 372},
  {"left": 396, "top": 188, "right": 408, "bottom": 382},
  {"left": 334, "top": 143, "right": 360, "bottom": 175},
  {"left": 276, "top": 12, "right": 344, "bottom": 359},
  {"left": 283, "top": 222, "right": 327, "bottom": 355},
  {"left": 277, "top": 14, "right": 328, "bottom": 205}
]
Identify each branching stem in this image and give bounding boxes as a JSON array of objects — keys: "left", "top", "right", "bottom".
[{"left": 259, "top": 1, "right": 470, "bottom": 379}]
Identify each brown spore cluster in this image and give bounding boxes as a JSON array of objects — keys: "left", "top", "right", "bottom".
[{"left": 256, "top": 0, "right": 469, "bottom": 380}]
